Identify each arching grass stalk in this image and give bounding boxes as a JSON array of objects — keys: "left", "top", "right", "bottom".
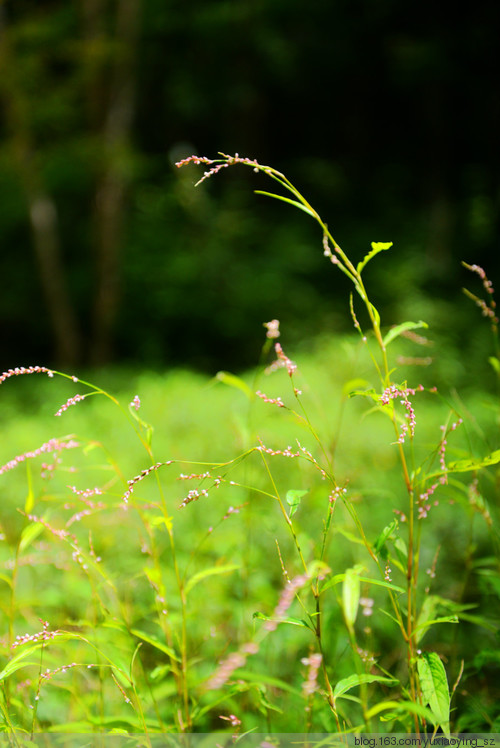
[{"left": 177, "top": 153, "right": 424, "bottom": 729}]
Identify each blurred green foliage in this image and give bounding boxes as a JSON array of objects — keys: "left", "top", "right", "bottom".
[{"left": 0, "top": 0, "right": 499, "bottom": 371}]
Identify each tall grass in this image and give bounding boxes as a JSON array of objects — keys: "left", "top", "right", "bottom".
[{"left": 0, "top": 155, "right": 499, "bottom": 737}]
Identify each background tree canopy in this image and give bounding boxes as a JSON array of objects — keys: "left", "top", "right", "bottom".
[{"left": 0, "top": 0, "right": 498, "bottom": 372}]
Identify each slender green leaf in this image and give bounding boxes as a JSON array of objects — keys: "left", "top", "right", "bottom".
[
  {"left": 254, "top": 190, "right": 314, "bottom": 217},
  {"left": 0, "top": 645, "right": 44, "bottom": 682},
  {"left": 342, "top": 378, "right": 370, "bottom": 397},
  {"left": 415, "top": 616, "right": 459, "bottom": 641},
  {"left": 286, "top": 489, "right": 308, "bottom": 518},
  {"left": 374, "top": 519, "right": 398, "bottom": 556},
  {"left": 357, "top": 242, "right": 393, "bottom": 274},
  {"left": 0, "top": 573, "right": 12, "bottom": 589},
  {"left": 366, "top": 699, "right": 437, "bottom": 723},
  {"left": 448, "top": 449, "right": 500, "bottom": 471},
  {"left": 417, "top": 652, "right": 450, "bottom": 734},
  {"left": 214, "top": 371, "right": 253, "bottom": 399},
  {"left": 415, "top": 595, "right": 439, "bottom": 644},
  {"left": 488, "top": 356, "right": 500, "bottom": 374},
  {"left": 321, "top": 574, "right": 404, "bottom": 595},
  {"left": 220, "top": 668, "right": 302, "bottom": 696},
  {"left": 383, "top": 320, "right": 428, "bottom": 348},
  {"left": 333, "top": 673, "right": 398, "bottom": 699},
  {"left": 19, "top": 522, "right": 45, "bottom": 554},
  {"left": 428, "top": 449, "right": 500, "bottom": 480},
  {"left": 348, "top": 388, "right": 378, "bottom": 401},
  {"left": 130, "top": 629, "right": 180, "bottom": 661},
  {"left": 184, "top": 563, "right": 240, "bottom": 595},
  {"left": 24, "top": 461, "right": 34, "bottom": 514},
  {"left": 253, "top": 611, "right": 312, "bottom": 630},
  {"left": 343, "top": 567, "right": 360, "bottom": 629},
  {"left": 394, "top": 537, "right": 408, "bottom": 562}
]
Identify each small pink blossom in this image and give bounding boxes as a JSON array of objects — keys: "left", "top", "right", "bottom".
[
  {"left": 130, "top": 395, "right": 141, "bottom": 410},
  {"left": 263, "top": 319, "right": 280, "bottom": 339}
]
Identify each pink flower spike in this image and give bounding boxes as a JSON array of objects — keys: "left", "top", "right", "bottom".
[
  {"left": 0, "top": 365, "right": 54, "bottom": 385},
  {"left": 275, "top": 342, "right": 297, "bottom": 376},
  {"left": 255, "top": 390, "right": 285, "bottom": 408},
  {"left": 54, "top": 394, "right": 85, "bottom": 417},
  {"left": 0, "top": 437, "right": 79, "bottom": 476}
]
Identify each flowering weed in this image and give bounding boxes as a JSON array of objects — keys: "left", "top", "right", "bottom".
[{"left": 0, "top": 156, "right": 499, "bottom": 736}]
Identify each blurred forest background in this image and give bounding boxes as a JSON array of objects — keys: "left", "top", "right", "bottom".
[{"left": 0, "top": 0, "right": 499, "bottom": 373}]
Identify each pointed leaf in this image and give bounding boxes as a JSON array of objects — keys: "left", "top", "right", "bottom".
[
  {"left": 374, "top": 519, "right": 398, "bottom": 556},
  {"left": 342, "top": 567, "right": 360, "bottom": 629},
  {"left": 383, "top": 320, "right": 428, "bottom": 348},
  {"left": 428, "top": 449, "right": 500, "bottom": 479},
  {"left": 0, "top": 644, "right": 45, "bottom": 681},
  {"left": 342, "top": 378, "right": 371, "bottom": 397},
  {"left": 286, "top": 489, "right": 308, "bottom": 518},
  {"left": 24, "top": 461, "right": 34, "bottom": 514},
  {"left": 130, "top": 629, "right": 180, "bottom": 661},
  {"left": 184, "top": 563, "right": 240, "bottom": 595},
  {"left": 348, "top": 388, "right": 378, "bottom": 401},
  {"left": 253, "top": 612, "right": 311, "bottom": 629},
  {"left": 254, "top": 190, "right": 314, "bottom": 217},
  {"left": 417, "top": 652, "right": 450, "bottom": 734},
  {"left": 357, "top": 242, "right": 393, "bottom": 274},
  {"left": 19, "top": 521, "right": 45, "bottom": 554},
  {"left": 488, "top": 356, "right": 500, "bottom": 374},
  {"left": 334, "top": 673, "right": 398, "bottom": 699},
  {"left": 214, "top": 371, "right": 252, "bottom": 399},
  {"left": 366, "top": 699, "right": 437, "bottom": 723},
  {"left": 0, "top": 573, "right": 13, "bottom": 589}
]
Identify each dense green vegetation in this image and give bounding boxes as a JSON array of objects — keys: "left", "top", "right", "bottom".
[
  {"left": 1, "top": 155, "right": 498, "bottom": 734},
  {"left": 0, "top": 330, "right": 498, "bottom": 735}
]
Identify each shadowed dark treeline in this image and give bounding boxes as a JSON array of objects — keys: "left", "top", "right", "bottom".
[{"left": 0, "top": 0, "right": 499, "bottom": 372}]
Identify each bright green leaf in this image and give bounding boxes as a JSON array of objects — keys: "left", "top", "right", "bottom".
[
  {"left": 488, "top": 356, "right": 500, "bottom": 374},
  {"left": 383, "top": 320, "right": 428, "bottom": 348},
  {"left": 342, "top": 378, "right": 370, "bottom": 397},
  {"left": 348, "top": 388, "right": 378, "bottom": 401},
  {"left": 254, "top": 190, "right": 314, "bottom": 217},
  {"left": 286, "top": 489, "right": 308, "bottom": 518},
  {"left": 426, "top": 449, "right": 500, "bottom": 480},
  {"left": 19, "top": 522, "right": 45, "bottom": 554},
  {"left": 24, "top": 461, "right": 34, "bottom": 514},
  {"left": 253, "top": 611, "right": 311, "bottom": 629},
  {"left": 342, "top": 567, "right": 360, "bottom": 630},
  {"left": 214, "top": 371, "right": 253, "bottom": 399},
  {"left": 334, "top": 673, "right": 398, "bottom": 700},
  {"left": 374, "top": 519, "right": 398, "bottom": 556},
  {"left": 151, "top": 515, "right": 173, "bottom": 533},
  {"left": 321, "top": 574, "right": 404, "bottom": 595},
  {"left": 366, "top": 699, "right": 437, "bottom": 723},
  {"left": 417, "top": 652, "right": 450, "bottom": 734},
  {"left": 0, "top": 645, "right": 44, "bottom": 682},
  {"left": 0, "top": 573, "right": 13, "bottom": 589},
  {"left": 184, "top": 563, "right": 240, "bottom": 595},
  {"left": 130, "top": 629, "right": 180, "bottom": 661},
  {"left": 357, "top": 242, "right": 393, "bottom": 275},
  {"left": 394, "top": 537, "right": 408, "bottom": 561}
]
